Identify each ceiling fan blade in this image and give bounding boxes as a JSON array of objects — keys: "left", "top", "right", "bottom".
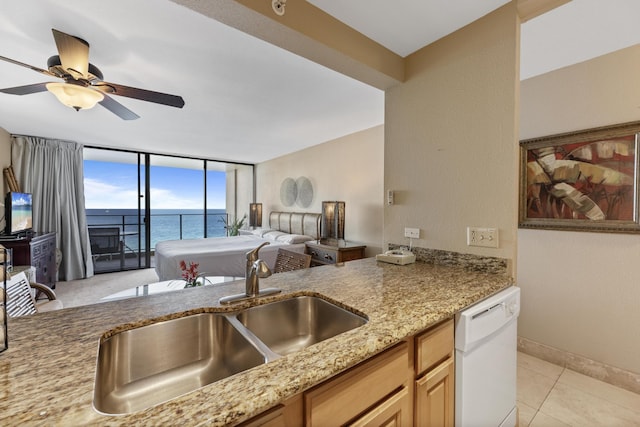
[
  {"left": 0, "top": 55, "right": 57, "bottom": 78},
  {"left": 0, "top": 82, "right": 49, "bottom": 95},
  {"left": 52, "top": 28, "right": 89, "bottom": 79},
  {"left": 93, "top": 81, "right": 185, "bottom": 108},
  {"left": 98, "top": 94, "right": 140, "bottom": 120}
]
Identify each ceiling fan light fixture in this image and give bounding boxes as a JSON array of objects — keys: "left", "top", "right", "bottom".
[{"left": 45, "top": 82, "right": 104, "bottom": 111}]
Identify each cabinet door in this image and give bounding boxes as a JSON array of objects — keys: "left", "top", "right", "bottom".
[
  {"left": 350, "top": 387, "right": 411, "bottom": 427},
  {"left": 415, "top": 357, "right": 454, "bottom": 427}
]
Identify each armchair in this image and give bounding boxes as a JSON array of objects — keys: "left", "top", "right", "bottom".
[{"left": 6, "top": 272, "right": 63, "bottom": 317}]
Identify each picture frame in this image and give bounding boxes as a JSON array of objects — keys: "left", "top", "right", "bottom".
[{"left": 519, "top": 121, "right": 640, "bottom": 233}]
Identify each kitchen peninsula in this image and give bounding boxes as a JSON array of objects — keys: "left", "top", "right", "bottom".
[{"left": 0, "top": 257, "right": 511, "bottom": 425}]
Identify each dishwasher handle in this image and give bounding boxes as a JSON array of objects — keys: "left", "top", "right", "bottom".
[
  {"left": 455, "top": 287, "right": 520, "bottom": 352},
  {"left": 471, "top": 302, "right": 505, "bottom": 320}
]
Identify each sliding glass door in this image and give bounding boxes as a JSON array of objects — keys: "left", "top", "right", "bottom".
[{"left": 84, "top": 149, "right": 148, "bottom": 273}]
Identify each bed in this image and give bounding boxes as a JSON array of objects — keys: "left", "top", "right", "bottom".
[{"left": 154, "top": 211, "right": 321, "bottom": 281}]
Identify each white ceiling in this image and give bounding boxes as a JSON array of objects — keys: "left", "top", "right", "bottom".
[
  {"left": 1, "top": 0, "right": 639, "bottom": 165},
  {"left": 520, "top": 0, "right": 640, "bottom": 80},
  {"left": 307, "top": 0, "right": 511, "bottom": 57}
]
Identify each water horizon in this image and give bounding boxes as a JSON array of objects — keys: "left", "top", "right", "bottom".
[{"left": 86, "top": 208, "right": 229, "bottom": 251}]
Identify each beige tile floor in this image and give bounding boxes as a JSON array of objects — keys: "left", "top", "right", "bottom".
[{"left": 517, "top": 352, "right": 640, "bottom": 426}]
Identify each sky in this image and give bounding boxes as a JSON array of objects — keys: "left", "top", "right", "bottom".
[{"left": 83, "top": 160, "right": 227, "bottom": 209}]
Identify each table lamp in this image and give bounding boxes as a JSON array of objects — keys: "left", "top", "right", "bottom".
[
  {"left": 249, "top": 203, "right": 263, "bottom": 228},
  {"left": 321, "top": 201, "right": 345, "bottom": 245}
]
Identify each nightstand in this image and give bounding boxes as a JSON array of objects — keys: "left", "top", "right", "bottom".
[{"left": 305, "top": 241, "right": 366, "bottom": 266}]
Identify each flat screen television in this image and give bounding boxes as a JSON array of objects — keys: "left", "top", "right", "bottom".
[{"left": 5, "top": 192, "right": 33, "bottom": 236}]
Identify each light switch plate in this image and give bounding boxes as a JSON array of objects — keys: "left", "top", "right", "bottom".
[{"left": 467, "top": 227, "right": 499, "bottom": 248}]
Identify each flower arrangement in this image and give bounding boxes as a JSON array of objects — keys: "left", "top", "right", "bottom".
[{"left": 179, "top": 260, "right": 202, "bottom": 287}]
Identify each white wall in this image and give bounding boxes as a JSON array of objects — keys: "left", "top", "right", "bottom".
[
  {"left": 519, "top": 44, "right": 640, "bottom": 373},
  {"left": 384, "top": 3, "right": 520, "bottom": 268},
  {"left": 255, "top": 125, "right": 384, "bottom": 255}
]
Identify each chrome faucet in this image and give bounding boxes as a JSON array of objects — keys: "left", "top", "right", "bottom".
[{"left": 219, "top": 242, "right": 281, "bottom": 304}]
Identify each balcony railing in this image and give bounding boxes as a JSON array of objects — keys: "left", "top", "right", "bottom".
[{"left": 87, "top": 212, "right": 229, "bottom": 273}]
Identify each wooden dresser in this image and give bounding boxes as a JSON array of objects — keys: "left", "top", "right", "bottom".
[
  {"left": 305, "top": 241, "right": 366, "bottom": 266},
  {"left": 1, "top": 232, "right": 57, "bottom": 288}
]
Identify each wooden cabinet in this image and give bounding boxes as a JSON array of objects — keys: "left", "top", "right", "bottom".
[
  {"left": 414, "top": 319, "right": 455, "bottom": 427},
  {"left": 245, "top": 319, "right": 455, "bottom": 427},
  {"left": 305, "top": 342, "right": 411, "bottom": 426},
  {"left": 240, "top": 395, "right": 302, "bottom": 427},
  {"left": 0, "top": 232, "right": 56, "bottom": 288},
  {"left": 305, "top": 241, "right": 366, "bottom": 266}
]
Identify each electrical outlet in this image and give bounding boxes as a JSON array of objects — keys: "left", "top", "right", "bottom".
[
  {"left": 467, "top": 227, "right": 499, "bottom": 248},
  {"left": 404, "top": 227, "right": 420, "bottom": 239}
]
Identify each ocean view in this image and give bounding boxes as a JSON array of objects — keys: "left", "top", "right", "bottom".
[{"left": 86, "top": 208, "right": 229, "bottom": 251}]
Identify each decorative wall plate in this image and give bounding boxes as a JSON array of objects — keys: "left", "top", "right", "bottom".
[
  {"left": 296, "top": 176, "right": 313, "bottom": 208},
  {"left": 280, "top": 177, "right": 297, "bottom": 206}
]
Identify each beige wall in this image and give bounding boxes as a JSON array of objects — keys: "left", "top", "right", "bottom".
[
  {"left": 519, "top": 44, "right": 640, "bottom": 374},
  {"left": 384, "top": 3, "right": 520, "bottom": 267},
  {"left": 255, "top": 125, "right": 384, "bottom": 255},
  {"left": 0, "top": 128, "right": 10, "bottom": 231}
]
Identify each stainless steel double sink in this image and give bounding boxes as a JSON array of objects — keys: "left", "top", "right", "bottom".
[{"left": 93, "top": 295, "right": 367, "bottom": 415}]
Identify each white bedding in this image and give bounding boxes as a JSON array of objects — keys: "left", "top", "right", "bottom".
[
  {"left": 154, "top": 211, "right": 321, "bottom": 281},
  {"left": 154, "top": 234, "right": 306, "bottom": 281}
]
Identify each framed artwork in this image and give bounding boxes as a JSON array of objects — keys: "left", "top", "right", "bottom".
[{"left": 519, "top": 121, "right": 640, "bottom": 233}]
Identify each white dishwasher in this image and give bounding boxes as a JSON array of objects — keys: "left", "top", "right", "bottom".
[{"left": 455, "top": 286, "right": 520, "bottom": 427}]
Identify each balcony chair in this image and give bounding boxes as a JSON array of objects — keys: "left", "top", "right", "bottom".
[
  {"left": 273, "top": 248, "right": 312, "bottom": 273},
  {"left": 88, "top": 227, "right": 124, "bottom": 269},
  {"left": 5, "top": 271, "right": 63, "bottom": 317}
]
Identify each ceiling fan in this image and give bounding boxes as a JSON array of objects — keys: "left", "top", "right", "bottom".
[{"left": 0, "top": 29, "right": 185, "bottom": 120}]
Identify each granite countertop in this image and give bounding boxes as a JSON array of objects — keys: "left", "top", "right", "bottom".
[{"left": 0, "top": 257, "right": 512, "bottom": 426}]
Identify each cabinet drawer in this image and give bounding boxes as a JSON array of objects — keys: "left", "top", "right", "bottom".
[
  {"left": 240, "top": 395, "right": 302, "bottom": 427},
  {"left": 415, "top": 319, "right": 454, "bottom": 376},
  {"left": 350, "top": 386, "right": 411, "bottom": 427},
  {"left": 307, "top": 247, "right": 336, "bottom": 264},
  {"left": 240, "top": 405, "right": 285, "bottom": 427},
  {"left": 305, "top": 342, "right": 409, "bottom": 426},
  {"left": 31, "top": 244, "right": 42, "bottom": 258}
]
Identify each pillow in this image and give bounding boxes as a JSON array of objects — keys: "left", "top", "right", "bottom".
[
  {"left": 275, "top": 233, "right": 314, "bottom": 244},
  {"left": 263, "top": 230, "right": 287, "bottom": 241},
  {"left": 250, "top": 227, "right": 275, "bottom": 237}
]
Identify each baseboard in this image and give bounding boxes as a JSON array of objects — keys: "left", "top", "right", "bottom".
[{"left": 518, "top": 336, "right": 640, "bottom": 395}]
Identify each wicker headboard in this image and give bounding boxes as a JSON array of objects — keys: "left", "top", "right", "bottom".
[{"left": 268, "top": 211, "right": 321, "bottom": 240}]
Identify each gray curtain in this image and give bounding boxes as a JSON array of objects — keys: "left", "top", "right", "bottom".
[{"left": 11, "top": 135, "right": 94, "bottom": 280}]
